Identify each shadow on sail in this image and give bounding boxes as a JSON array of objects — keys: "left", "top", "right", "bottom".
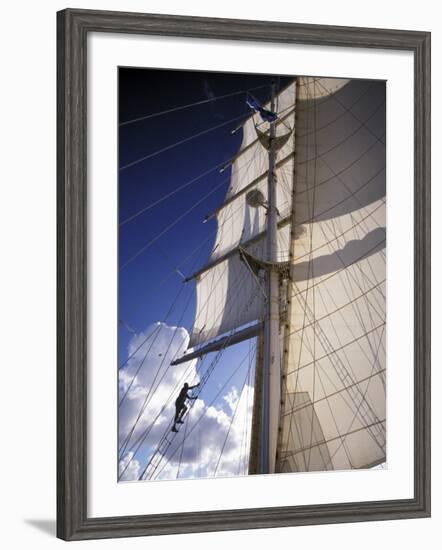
[{"left": 293, "top": 227, "right": 386, "bottom": 282}]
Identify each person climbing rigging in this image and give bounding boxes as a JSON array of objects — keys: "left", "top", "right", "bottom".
[{"left": 171, "top": 382, "right": 200, "bottom": 432}]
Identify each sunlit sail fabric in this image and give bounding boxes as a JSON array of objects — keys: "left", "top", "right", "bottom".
[
  {"left": 277, "top": 77, "right": 387, "bottom": 472},
  {"left": 190, "top": 83, "right": 297, "bottom": 347}
]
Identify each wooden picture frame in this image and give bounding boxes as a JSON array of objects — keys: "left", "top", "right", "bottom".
[{"left": 57, "top": 8, "right": 431, "bottom": 541}]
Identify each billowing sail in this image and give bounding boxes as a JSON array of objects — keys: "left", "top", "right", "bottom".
[
  {"left": 189, "top": 83, "right": 297, "bottom": 347},
  {"left": 277, "top": 77, "right": 386, "bottom": 472}
]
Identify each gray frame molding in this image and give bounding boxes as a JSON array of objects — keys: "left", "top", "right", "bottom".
[{"left": 57, "top": 8, "right": 431, "bottom": 541}]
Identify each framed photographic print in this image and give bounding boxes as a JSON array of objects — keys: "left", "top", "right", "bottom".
[{"left": 57, "top": 8, "right": 431, "bottom": 541}]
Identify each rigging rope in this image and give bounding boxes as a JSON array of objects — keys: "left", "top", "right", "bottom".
[
  {"left": 120, "top": 156, "right": 235, "bottom": 227},
  {"left": 120, "top": 111, "right": 249, "bottom": 171},
  {"left": 119, "top": 83, "right": 269, "bottom": 127},
  {"left": 119, "top": 176, "right": 229, "bottom": 271},
  {"left": 119, "top": 324, "right": 161, "bottom": 371}
]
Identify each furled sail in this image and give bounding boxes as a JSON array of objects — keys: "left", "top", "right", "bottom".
[
  {"left": 189, "top": 83, "right": 297, "bottom": 347},
  {"left": 277, "top": 77, "right": 386, "bottom": 472}
]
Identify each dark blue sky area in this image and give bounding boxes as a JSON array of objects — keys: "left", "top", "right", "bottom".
[{"left": 118, "top": 67, "right": 292, "bottom": 362}]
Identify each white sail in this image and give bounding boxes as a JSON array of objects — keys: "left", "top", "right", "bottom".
[
  {"left": 277, "top": 77, "right": 386, "bottom": 472},
  {"left": 190, "top": 83, "right": 296, "bottom": 347}
]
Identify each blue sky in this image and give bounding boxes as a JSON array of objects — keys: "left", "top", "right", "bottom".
[{"left": 118, "top": 68, "right": 291, "bottom": 480}]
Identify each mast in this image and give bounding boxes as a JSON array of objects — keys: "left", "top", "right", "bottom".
[{"left": 259, "top": 80, "right": 281, "bottom": 474}]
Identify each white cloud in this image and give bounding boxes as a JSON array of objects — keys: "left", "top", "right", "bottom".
[
  {"left": 223, "top": 386, "right": 239, "bottom": 412},
  {"left": 118, "top": 451, "right": 140, "bottom": 481},
  {"left": 118, "top": 322, "right": 254, "bottom": 482}
]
